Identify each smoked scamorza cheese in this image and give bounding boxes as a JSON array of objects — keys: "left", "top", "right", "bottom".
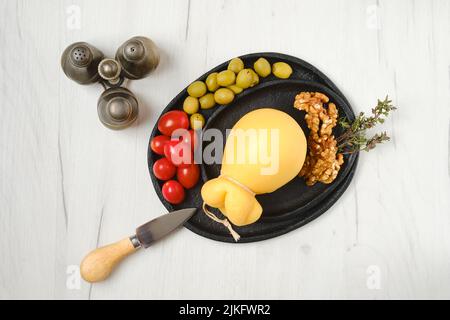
[{"left": 201, "top": 108, "right": 307, "bottom": 241}]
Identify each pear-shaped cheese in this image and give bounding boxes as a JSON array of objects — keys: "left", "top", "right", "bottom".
[{"left": 201, "top": 108, "right": 307, "bottom": 226}]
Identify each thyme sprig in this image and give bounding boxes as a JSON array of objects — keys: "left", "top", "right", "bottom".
[{"left": 337, "top": 96, "right": 397, "bottom": 154}]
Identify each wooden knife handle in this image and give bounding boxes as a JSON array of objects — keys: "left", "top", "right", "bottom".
[{"left": 80, "top": 237, "right": 138, "bottom": 283}]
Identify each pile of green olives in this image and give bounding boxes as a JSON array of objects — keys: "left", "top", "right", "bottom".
[{"left": 183, "top": 57, "right": 292, "bottom": 130}]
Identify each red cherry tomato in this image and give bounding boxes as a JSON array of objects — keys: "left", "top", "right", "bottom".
[
  {"left": 158, "top": 111, "right": 189, "bottom": 137},
  {"left": 163, "top": 140, "right": 193, "bottom": 167},
  {"left": 150, "top": 135, "right": 170, "bottom": 155},
  {"left": 162, "top": 180, "right": 185, "bottom": 204},
  {"left": 175, "top": 129, "right": 198, "bottom": 151},
  {"left": 153, "top": 157, "right": 176, "bottom": 181},
  {"left": 177, "top": 164, "right": 200, "bottom": 189}
]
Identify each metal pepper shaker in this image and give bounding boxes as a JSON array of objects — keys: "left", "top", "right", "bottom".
[
  {"left": 116, "top": 36, "right": 160, "bottom": 80},
  {"left": 61, "top": 42, "right": 104, "bottom": 85}
]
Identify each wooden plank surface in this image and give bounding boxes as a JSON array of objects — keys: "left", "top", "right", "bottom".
[{"left": 0, "top": 0, "right": 449, "bottom": 299}]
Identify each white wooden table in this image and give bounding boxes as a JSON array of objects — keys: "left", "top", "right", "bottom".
[{"left": 1, "top": 0, "right": 449, "bottom": 300}]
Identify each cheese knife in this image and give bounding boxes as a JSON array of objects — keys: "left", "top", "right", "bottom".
[{"left": 80, "top": 207, "right": 196, "bottom": 283}]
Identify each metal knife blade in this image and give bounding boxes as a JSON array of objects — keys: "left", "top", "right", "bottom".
[{"left": 134, "top": 208, "right": 196, "bottom": 248}]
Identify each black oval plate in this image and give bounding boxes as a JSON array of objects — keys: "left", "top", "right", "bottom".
[{"left": 147, "top": 52, "right": 358, "bottom": 243}]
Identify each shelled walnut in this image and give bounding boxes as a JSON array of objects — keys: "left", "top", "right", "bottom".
[{"left": 294, "top": 92, "right": 344, "bottom": 186}]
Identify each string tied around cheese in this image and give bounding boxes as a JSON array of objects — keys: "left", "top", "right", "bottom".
[
  {"left": 202, "top": 202, "right": 241, "bottom": 242},
  {"left": 220, "top": 175, "right": 256, "bottom": 196}
]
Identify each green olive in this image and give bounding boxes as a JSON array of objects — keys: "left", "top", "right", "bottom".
[
  {"left": 272, "top": 62, "right": 293, "bottom": 79},
  {"left": 236, "top": 69, "right": 254, "bottom": 89},
  {"left": 217, "top": 70, "right": 236, "bottom": 87},
  {"left": 249, "top": 69, "right": 259, "bottom": 87},
  {"left": 199, "top": 93, "right": 216, "bottom": 110},
  {"left": 228, "top": 85, "right": 243, "bottom": 94},
  {"left": 228, "top": 58, "right": 244, "bottom": 74},
  {"left": 183, "top": 96, "right": 199, "bottom": 114},
  {"left": 206, "top": 73, "right": 219, "bottom": 92},
  {"left": 214, "top": 88, "right": 235, "bottom": 105},
  {"left": 190, "top": 113, "right": 205, "bottom": 130},
  {"left": 187, "top": 81, "right": 207, "bottom": 97},
  {"left": 254, "top": 58, "right": 271, "bottom": 77}
]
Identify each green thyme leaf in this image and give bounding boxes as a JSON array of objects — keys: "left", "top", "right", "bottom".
[{"left": 338, "top": 96, "right": 396, "bottom": 154}]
